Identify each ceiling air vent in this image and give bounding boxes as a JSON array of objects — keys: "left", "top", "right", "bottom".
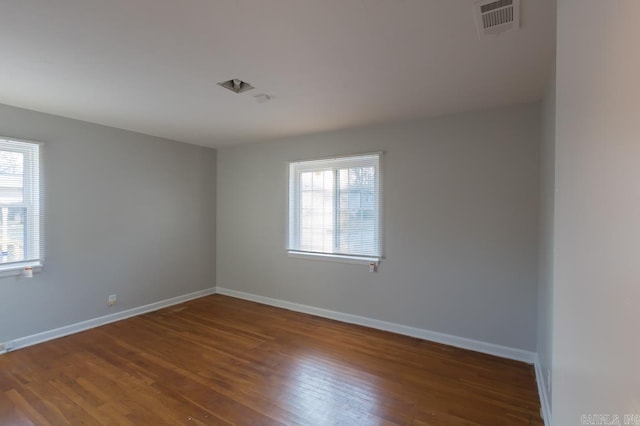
[
  {"left": 217, "top": 78, "right": 254, "bottom": 94},
  {"left": 474, "top": 0, "right": 520, "bottom": 37}
]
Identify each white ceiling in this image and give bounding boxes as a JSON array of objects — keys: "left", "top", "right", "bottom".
[{"left": 0, "top": 0, "right": 556, "bottom": 147}]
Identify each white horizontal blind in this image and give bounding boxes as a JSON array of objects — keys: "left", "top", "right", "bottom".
[
  {"left": 288, "top": 153, "right": 381, "bottom": 259},
  {"left": 0, "top": 138, "right": 42, "bottom": 269}
]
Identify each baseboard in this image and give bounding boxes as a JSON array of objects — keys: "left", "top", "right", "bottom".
[
  {"left": 1, "top": 287, "right": 216, "bottom": 354},
  {"left": 2, "top": 285, "right": 546, "bottom": 421},
  {"left": 214, "top": 286, "right": 536, "bottom": 364},
  {"left": 534, "top": 354, "right": 552, "bottom": 426}
]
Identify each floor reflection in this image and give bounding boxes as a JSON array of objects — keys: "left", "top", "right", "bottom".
[{"left": 285, "top": 353, "right": 382, "bottom": 425}]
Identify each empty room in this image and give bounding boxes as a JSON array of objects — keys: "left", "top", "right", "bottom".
[{"left": 0, "top": 0, "right": 638, "bottom": 425}]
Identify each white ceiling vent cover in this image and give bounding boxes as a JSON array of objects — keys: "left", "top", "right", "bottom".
[{"left": 474, "top": 0, "right": 520, "bottom": 37}]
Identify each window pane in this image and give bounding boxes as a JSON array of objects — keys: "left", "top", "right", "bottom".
[
  {"left": 0, "top": 151, "right": 24, "bottom": 204},
  {"left": 299, "top": 170, "right": 334, "bottom": 253},
  {"left": 336, "top": 166, "right": 377, "bottom": 256},
  {"left": 0, "top": 206, "right": 26, "bottom": 263}
]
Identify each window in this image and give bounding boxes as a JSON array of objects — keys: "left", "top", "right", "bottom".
[
  {"left": 0, "top": 138, "right": 42, "bottom": 272},
  {"left": 288, "top": 153, "right": 381, "bottom": 261}
]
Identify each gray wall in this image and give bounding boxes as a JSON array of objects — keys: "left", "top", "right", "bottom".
[
  {"left": 0, "top": 103, "right": 216, "bottom": 343},
  {"left": 553, "top": 0, "right": 640, "bottom": 423},
  {"left": 537, "top": 61, "right": 555, "bottom": 410},
  {"left": 217, "top": 103, "right": 540, "bottom": 351}
]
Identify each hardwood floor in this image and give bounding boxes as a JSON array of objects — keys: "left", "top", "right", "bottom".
[{"left": 0, "top": 295, "right": 543, "bottom": 425}]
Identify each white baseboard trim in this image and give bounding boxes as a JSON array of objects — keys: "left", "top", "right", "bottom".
[
  {"left": 214, "top": 287, "right": 536, "bottom": 364},
  {"left": 534, "top": 354, "right": 552, "bottom": 426},
  {"left": 2, "top": 285, "right": 547, "bottom": 421},
  {"left": 2, "top": 287, "right": 216, "bottom": 354}
]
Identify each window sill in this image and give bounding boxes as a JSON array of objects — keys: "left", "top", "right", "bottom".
[
  {"left": 288, "top": 251, "right": 380, "bottom": 266},
  {"left": 0, "top": 262, "right": 42, "bottom": 279}
]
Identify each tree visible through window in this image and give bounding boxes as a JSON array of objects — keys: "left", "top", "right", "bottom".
[
  {"left": 288, "top": 153, "right": 381, "bottom": 259},
  {"left": 0, "top": 138, "right": 42, "bottom": 269}
]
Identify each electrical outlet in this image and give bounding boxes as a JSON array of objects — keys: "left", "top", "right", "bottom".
[{"left": 108, "top": 294, "right": 117, "bottom": 307}]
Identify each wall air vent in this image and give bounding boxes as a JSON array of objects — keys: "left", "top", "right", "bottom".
[
  {"left": 217, "top": 78, "right": 254, "bottom": 94},
  {"left": 474, "top": 0, "right": 520, "bottom": 37}
]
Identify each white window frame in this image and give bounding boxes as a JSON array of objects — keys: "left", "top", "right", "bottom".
[
  {"left": 287, "top": 152, "right": 382, "bottom": 265},
  {"left": 0, "top": 137, "right": 43, "bottom": 277}
]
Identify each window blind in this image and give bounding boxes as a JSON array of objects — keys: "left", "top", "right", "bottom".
[
  {"left": 0, "top": 138, "right": 42, "bottom": 269},
  {"left": 288, "top": 153, "right": 381, "bottom": 259}
]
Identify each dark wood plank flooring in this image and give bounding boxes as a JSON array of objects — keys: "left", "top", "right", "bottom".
[{"left": 0, "top": 294, "right": 543, "bottom": 425}]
